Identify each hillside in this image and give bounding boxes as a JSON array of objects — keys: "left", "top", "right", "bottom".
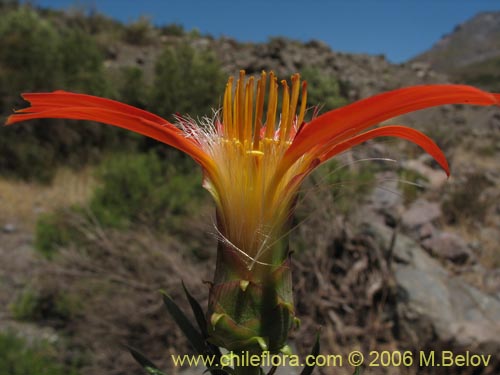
[
  {"left": 413, "top": 11, "right": 500, "bottom": 90},
  {"left": 1, "top": 4, "right": 500, "bottom": 375}
]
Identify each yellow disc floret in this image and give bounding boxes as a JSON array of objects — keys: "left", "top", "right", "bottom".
[{"left": 204, "top": 71, "right": 312, "bottom": 268}]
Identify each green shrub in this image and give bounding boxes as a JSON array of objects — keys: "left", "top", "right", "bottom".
[
  {"left": 33, "top": 152, "right": 207, "bottom": 257},
  {"left": 35, "top": 211, "right": 80, "bottom": 259},
  {"left": 90, "top": 151, "right": 207, "bottom": 229},
  {"left": 301, "top": 67, "right": 349, "bottom": 114},
  {"left": 398, "top": 168, "right": 429, "bottom": 204},
  {"left": 55, "top": 7, "right": 123, "bottom": 37},
  {"left": 10, "top": 288, "right": 39, "bottom": 321},
  {"left": 150, "top": 42, "right": 226, "bottom": 120},
  {"left": 0, "top": 7, "right": 60, "bottom": 94},
  {"left": 11, "top": 287, "right": 81, "bottom": 323},
  {"left": 188, "top": 28, "right": 202, "bottom": 39},
  {"left": 160, "top": 23, "right": 185, "bottom": 37},
  {"left": 59, "top": 27, "right": 109, "bottom": 95},
  {"left": 0, "top": 8, "right": 229, "bottom": 182},
  {"left": 0, "top": 0, "right": 18, "bottom": 10},
  {"left": 122, "top": 16, "right": 154, "bottom": 45},
  {"left": 0, "top": 331, "right": 78, "bottom": 375},
  {"left": 0, "top": 7, "right": 123, "bottom": 182},
  {"left": 0, "top": 130, "right": 58, "bottom": 183},
  {"left": 117, "top": 66, "right": 149, "bottom": 109}
]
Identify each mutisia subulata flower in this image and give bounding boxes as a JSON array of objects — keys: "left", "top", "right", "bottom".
[{"left": 6, "top": 71, "right": 500, "bottom": 356}]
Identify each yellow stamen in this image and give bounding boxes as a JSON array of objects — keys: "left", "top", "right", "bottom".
[
  {"left": 253, "top": 71, "right": 267, "bottom": 150},
  {"left": 221, "top": 70, "right": 308, "bottom": 149},
  {"left": 223, "top": 77, "right": 234, "bottom": 139},
  {"left": 247, "top": 149, "right": 264, "bottom": 157},
  {"left": 298, "top": 81, "right": 307, "bottom": 126},
  {"left": 213, "top": 71, "right": 313, "bottom": 271},
  {"left": 237, "top": 70, "right": 245, "bottom": 142},
  {"left": 244, "top": 76, "right": 254, "bottom": 144},
  {"left": 265, "top": 72, "right": 278, "bottom": 139},
  {"left": 284, "top": 74, "right": 301, "bottom": 140},
  {"left": 279, "top": 80, "right": 290, "bottom": 141}
]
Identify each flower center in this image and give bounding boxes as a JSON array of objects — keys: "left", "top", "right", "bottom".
[
  {"left": 222, "top": 70, "right": 308, "bottom": 152},
  {"left": 205, "top": 72, "right": 312, "bottom": 263}
]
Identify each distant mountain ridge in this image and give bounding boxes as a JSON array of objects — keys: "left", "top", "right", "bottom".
[
  {"left": 412, "top": 11, "right": 500, "bottom": 91},
  {"left": 413, "top": 11, "right": 500, "bottom": 71}
]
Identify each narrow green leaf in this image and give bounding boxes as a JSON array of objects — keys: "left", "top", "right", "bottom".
[
  {"left": 353, "top": 366, "right": 362, "bottom": 375},
  {"left": 207, "top": 341, "right": 223, "bottom": 358},
  {"left": 127, "top": 345, "right": 167, "bottom": 375},
  {"left": 179, "top": 285, "right": 224, "bottom": 366},
  {"left": 161, "top": 290, "right": 206, "bottom": 355},
  {"left": 182, "top": 281, "right": 208, "bottom": 336},
  {"left": 300, "top": 334, "right": 320, "bottom": 375},
  {"left": 171, "top": 286, "right": 224, "bottom": 374}
]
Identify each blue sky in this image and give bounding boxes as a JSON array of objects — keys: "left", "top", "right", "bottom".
[{"left": 30, "top": 0, "right": 500, "bottom": 63}]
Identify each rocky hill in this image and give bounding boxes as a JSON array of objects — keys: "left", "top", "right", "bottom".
[
  {"left": 413, "top": 11, "right": 500, "bottom": 70},
  {"left": 412, "top": 11, "right": 500, "bottom": 90},
  {"left": 1, "top": 5, "right": 500, "bottom": 375},
  {"left": 107, "top": 34, "right": 449, "bottom": 102}
]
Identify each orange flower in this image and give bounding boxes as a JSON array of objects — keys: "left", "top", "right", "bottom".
[{"left": 6, "top": 72, "right": 499, "bottom": 263}]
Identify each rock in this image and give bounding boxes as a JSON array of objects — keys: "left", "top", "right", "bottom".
[
  {"left": 371, "top": 172, "right": 402, "bottom": 210},
  {"left": 305, "top": 39, "right": 331, "bottom": 52},
  {"left": 401, "top": 199, "right": 442, "bottom": 230},
  {"left": 483, "top": 269, "right": 500, "bottom": 299},
  {"left": 410, "top": 61, "right": 431, "bottom": 71},
  {"left": 422, "top": 231, "right": 474, "bottom": 264},
  {"left": 2, "top": 223, "right": 16, "bottom": 233},
  {"left": 363, "top": 220, "right": 500, "bottom": 354},
  {"left": 489, "top": 112, "right": 500, "bottom": 131},
  {"left": 418, "top": 222, "right": 436, "bottom": 240},
  {"left": 104, "top": 44, "right": 118, "bottom": 60},
  {"left": 0, "top": 320, "right": 59, "bottom": 347},
  {"left": 368, "top": 171, "right": 403, "bottom": 226}
]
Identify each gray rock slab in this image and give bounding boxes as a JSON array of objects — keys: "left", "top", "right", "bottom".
[
  {"left": 360, "top": 217, "right": 500, "bottom": 353},
  {"left": 401, "top": 198, "right": 442, "bottom": 230}
]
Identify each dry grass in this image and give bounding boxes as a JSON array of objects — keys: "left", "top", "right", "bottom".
[
  {"left": 0, "top": 167, "right": 96, "bottom": 229},
  {"left": 452, "top": 147, "right": 499, "bottom": 173},
  {"left": 21, "top": 209, "right": 214, "bottom": 375}
]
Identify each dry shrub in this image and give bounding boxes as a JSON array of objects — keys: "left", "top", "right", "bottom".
[
  {"left": 293, "top": 219, "right": 500, "bottom": 375},
  {"left": 292, "top": 216, "right": 397, "bottom": 375},
  {"left": 442, "top": 172, "right": 493, "bottom": 226},
  {"left": 27, "top": 209, "right": 215, "bottom": 375},
  {"left": 290, "top": 180, "right": 498, "bottom": 375},
  {"left": 292, "top": 219, "right": 499, "bottom": 375}
]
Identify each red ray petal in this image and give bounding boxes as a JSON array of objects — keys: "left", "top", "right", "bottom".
[
  {"left": 6, "top": 92, "right": 213, "bottom": 170},
  {"left": 18, "top": 91, "right": 170, "bottom": 127},
  {"left": 287, "top": 85, "right": 499, "bottom": 166},
  {"left": 319, "top": 125, "right": 449, "bottom": 176}
]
